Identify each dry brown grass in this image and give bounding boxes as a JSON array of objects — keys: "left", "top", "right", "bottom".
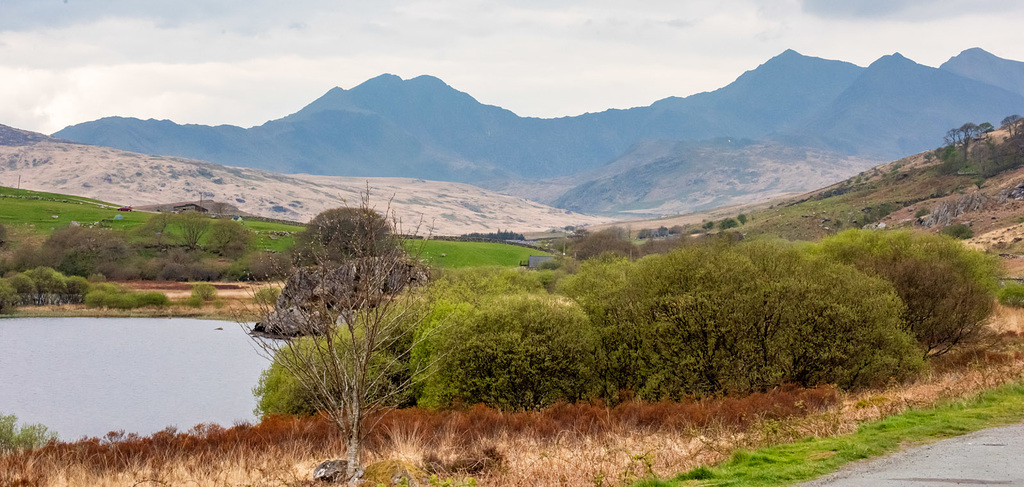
[{"left": 4, "top": 312, "right": 1024, "bottom": 487}]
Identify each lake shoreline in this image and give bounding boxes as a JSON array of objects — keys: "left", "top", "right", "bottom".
[{"left": 4, "top": 304, "right": 252, "bottom": 322}]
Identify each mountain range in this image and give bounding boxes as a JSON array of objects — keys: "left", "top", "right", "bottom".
[{"left": 49, "top": 48, "right": 1024, "bottom": 216}]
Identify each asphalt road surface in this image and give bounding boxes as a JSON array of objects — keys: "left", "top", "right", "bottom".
[{"left": 799, "top": 423, "right": 1024, "bottom": 486}]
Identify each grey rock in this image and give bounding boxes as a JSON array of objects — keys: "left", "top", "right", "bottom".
[
  {"left": 313, "top": 459, "right": 348, "bottom": 483},
  {"left": 253, "top": 259, "right": 428, "bottom": 337}
]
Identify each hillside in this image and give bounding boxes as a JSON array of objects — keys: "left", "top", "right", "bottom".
[
  {"left": 632, "top": 120, "right": 1024, "bottom": 263},
  {"left": 0, "top": 124, "right": 607, "bottom": 236},
  {"left": 52, "top": 49, "right": 1024, "bottom": 216}
]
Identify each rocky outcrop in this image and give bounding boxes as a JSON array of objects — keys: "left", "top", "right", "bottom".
[
  {"left": 253, "top": 259, "right": 427, "bottom": 337},
  {"left": 921, "top": 191, "right": 988, "bottom": 228}
]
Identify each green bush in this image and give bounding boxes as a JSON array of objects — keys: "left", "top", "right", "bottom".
[
  {"left": 0, "top": 279, "right": 18, "bottom": 314},
  {"left": 998, "top": 283, "right": 1024, "bottom": 308},
  {"left": 816, "top": 229, "right": 999, "bottom": 356},
  {"left": 253, "top": 286, "right": 281, "bottom": 305},
  {"left": 64, "top": 275, "right": 90, "bottom": 297},
  {"left": 253, "top": 359, "right": 318, "bottom": 417},
  {"left": 191, "top": 282, "right": 218, "bottom": 302},
  {"left": 8, "top": 273, "right": 34, "bottom": 295},
  {"left": 422, "top": 293, "right": 600, "bottom": 410},
  {"left": 206, "top": 219, "right": 255, "bottom": 258},
  {"left": 84, "top": 284, "right": 169, "bottom": 309},
  {"left": 560, "top": 240, "right": 921, "bottom": 399},
  {"left": 0, "top": 413, "right": 56, "bottom": 452},
  {"left": 181, "top": 295, "right": 204, "bottom": 308},
  {"left": 940, "top": 223, "right": 974, "bottom": 239},
  {"left": 24, "top": 266, "right": 66, "bottom": 296},
  {"left": 718, "top": 218, "right": 739, "bottom": 230}
]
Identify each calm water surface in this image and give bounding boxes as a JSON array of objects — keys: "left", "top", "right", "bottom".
[{"left": 0, "top": 317, "right": 270, "bottom": 440}]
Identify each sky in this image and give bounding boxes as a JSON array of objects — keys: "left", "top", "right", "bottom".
[{"left": 2, "top": 0, "right": 1024, "bottom": 135}]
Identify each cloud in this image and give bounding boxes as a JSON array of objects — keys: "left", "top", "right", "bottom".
[
  {"left": 799, "top": 0, "right": 1024, "bottom": 20},
  {"left": 1, "top": 0, "right": 1023, "bottom": 135}
]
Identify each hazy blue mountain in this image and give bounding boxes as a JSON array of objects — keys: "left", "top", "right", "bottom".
[
  {"left": 790, "top": 53, "right": 1024, "bottom": 157},
  {"left": 53, "top": 50, "right": 866, "bottom": 182},
  {"left": 940, "top": 48, "right": 1024, "bottom": 98},
  {"left": 642, "top": 49, "right": 863, "bottom": 140},
  {"left": 52, "top": 49, "right": 1024, "bottom": 215}
]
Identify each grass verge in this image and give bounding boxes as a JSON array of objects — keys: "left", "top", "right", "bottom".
[{"left": 651, "top": 382, "right": 1024, "bottom": 487}]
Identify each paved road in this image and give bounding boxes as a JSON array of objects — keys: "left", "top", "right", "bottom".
[{"left": 799, "top": 423, "right": 1024, "bottom": 486}]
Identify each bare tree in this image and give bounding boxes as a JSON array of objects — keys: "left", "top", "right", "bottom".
[
  {"left": 171, "top": 212, "right": 211, "bottom": 250},
  {"left": 1003, "top": 114, "right": 1022, "bottom": 137},
  {"left": 248, "top": 191, "right": 433, "bottom": 484},
  {"left": 944, "top": 122, "right": 983, "bottom": 160}
]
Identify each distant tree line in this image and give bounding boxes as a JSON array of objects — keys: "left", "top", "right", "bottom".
[
  {"left": 460, "top": 230, "right": 526, "bottom": 241},
  {"left": 939, "top": 115, "right": 1024, "bottom": 177},
  {"left": 0, "top": 214, "right": 290, "bottom": 282}
]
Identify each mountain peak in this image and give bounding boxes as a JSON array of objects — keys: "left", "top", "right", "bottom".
[
  {"left": 940, "top": 47, "right": 1024, "bottom": 98},
  {"left": 866, "top": 52, "right": 919, "bottom": 71}
]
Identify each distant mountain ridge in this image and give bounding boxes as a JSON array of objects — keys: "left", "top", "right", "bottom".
[{"left": 53, "top": 48, "right": 1024, "bottom": 216}]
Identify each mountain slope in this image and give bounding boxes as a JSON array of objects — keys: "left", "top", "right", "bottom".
[
  {"left": 793, "top": 53, "right": 1024, "bottom": 157},
  {"left": 0, "top": 124, "right": 606, "bottom": 234}
]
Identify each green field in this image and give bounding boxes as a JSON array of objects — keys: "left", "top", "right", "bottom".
[
  {"left": 0, "top": 186, "right": 150, "bottom": 233},
  {"left": 408, "top": 239, "right": 549, "bottom": 268},
  {"left": 240, "top": 219, "right": 304, "bottom": 251},
  {"left": 0, "top": 186, "right": 303, "bottom": 251}
]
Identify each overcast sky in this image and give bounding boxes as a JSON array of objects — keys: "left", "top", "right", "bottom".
[{"left": 3, "top": 0, "right": 1024, "bottom": 135}]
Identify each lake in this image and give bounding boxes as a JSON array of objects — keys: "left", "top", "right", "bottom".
[{"left": 0, "top": 317, "right": 270, "bottom": 440}]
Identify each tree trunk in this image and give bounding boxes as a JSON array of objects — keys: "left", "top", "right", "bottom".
[{"left": 345, "top": 397, "right": 362, "bottom": 485}]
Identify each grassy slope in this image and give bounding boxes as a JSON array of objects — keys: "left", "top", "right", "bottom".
[
  {"left": 1, "top": 186, "right": 542, "bottom": 265},
  {"left": 0, "top": 186, "right": 150, "bottom": 232},
  {"left": 0, "top": 185, "right": 304, "bottom": 251},
  {"left": 737, "top": 155, "right": 969, "bottom": 241},
  {"left": 644, "top": 383, "right": 1024, "bottom": 487},
  {"left": 409, "top": 240, "right": 546, "bottom": 268}
]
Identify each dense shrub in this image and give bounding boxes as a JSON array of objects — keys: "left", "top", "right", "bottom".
[
  {"left": 191, "top": 282, "right": 218, "bottom": 302},
  {"left": 42, "top": 226, "right": 130, "bottom": 278},
  {"left": 0, "top": 223, "right": 7, "bottom": 248},
  {"left": 816, "top": 229, "right": 999, "bottom": 356},
  {"left": 568, "top": 228, "right": 636, "bottom": 260},
  {"left": 253, "top": 360, "right": 319, "bottom": 417},
  {"left": 0, "top": 279, "right": 17, "bottom": 314},
  {"left": 253, "top": 286, "right": 281, "bottom": 305},
  {"left": 237, "top": 251, "right": 293, "bottom": 281},
  {"left": 85, "top": 283, "right": 169, "bottom": 309},
  {"left": 292, "top": 207, "right": 398, "bottom": 265},
  {"left": 2, "top": 267, "right": 90, "bottom": 305},
  {"left": 422, "top": 294, "right": 600, "bottom": 410},
  {"left": 561, "top": 240, "right": 922, "bottom": 399},
  {"left": 0, "top": 413, "right": 55, "bottom": 452},
  {"left": 206, "top": 219, "right": 254, "bottom": 258},
  {"left": 998, "top": 283, "right": 1024, "bottom": 308},
  {"left": 940, "top": 223, "right": 974, "bottom": 239}
]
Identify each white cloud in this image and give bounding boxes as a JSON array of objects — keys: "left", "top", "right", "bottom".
[{"left": 1, "top": 0, "right": 1023, "bottom": 134}]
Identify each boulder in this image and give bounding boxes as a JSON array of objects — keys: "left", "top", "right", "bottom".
[
  {"left": 313, "top": 459, "right": 357, "bottom": 483},
  {"left": 253, "top": 259, "right": 428, "bottom": 337}
]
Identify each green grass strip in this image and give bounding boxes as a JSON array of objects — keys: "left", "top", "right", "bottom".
[{"left": 641, "top": 382, "right": 1024, "bottom": 487}]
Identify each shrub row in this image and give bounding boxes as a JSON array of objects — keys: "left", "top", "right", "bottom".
[{"left": 258, "top": 230, "right": 999, "bottom": 414}]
